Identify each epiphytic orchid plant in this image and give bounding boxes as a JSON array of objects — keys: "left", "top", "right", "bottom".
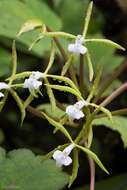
[{"left": 0, "top": 2, "right": 126, "bottom": 189}]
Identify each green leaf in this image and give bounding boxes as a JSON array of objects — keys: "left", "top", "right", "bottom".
[
  {"left": 93, "top": 116, "right": 127, "bottom": 148},
  {"left": 0, "top": 47, "right": 11, "bottom": 76},
  {"left": 68, "top": 148, "right": 79, "bottom": 187},
  {"left": 9, "top": 89, "right": 26, "bottom": 126},
  {"left": 74, "top": 173, "right": 127, "bottom": 190},
  {"left": 85, "top": 51, "right": 94, "bottom": 81},
  {"left": 47, "top": 74, "right": 81, "bottom": 94},
  {"left": 87, "top": 60, "right": 102, "bottom": 102},
  {"left": 61, "top": 55, "right": 74, "bottom": 76},
  {"left": 44, "top": 78, "right": 56, "bottom": 112},
  {"left": 85, "top": 33, "right": 124, "bottom": 77},
  {"left": 85, "top": 38, "right": 125, "bottom": 51},
  {"left": 42, "top": 112, "right": 73, "bottom": 143},
  {"left": 76, "top": 144, "right": 109, "bottom": 174},
  {"left": 45, "top": 84, "right": 83, "bottom": 100},
  {"left": 82, "top": 1, "right": 93, "bottom": 38},
  {"left": 0, "top": 148, "right": 69, "bottom": 190},
  {"left": 0, "top": 0, "right": 62, "bottom": 57},
  {"left": 44, "top": 39, "right": 55, "bottom": 74},
  {"left": 16, "top": 19, "right": 45, "bottom": 37},
  {"left": 90, "top": 103, "right": 114, "bottom": 127}
]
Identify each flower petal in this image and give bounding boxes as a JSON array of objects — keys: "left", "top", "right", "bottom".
[
  {"left": 75, "top": 100, "right": 88, "bottom": 109},
  {"left": 63, "top": 156, "right": 72, "bottom": 166},
  {"left": 63, "top": 143, "right": 75, "bottom": 156},
  {"left": 0, "top": 92, "right": 4, "bottom": 98},
  {"left": 79, "top": 45, "right": 87, "bottom": 55}
]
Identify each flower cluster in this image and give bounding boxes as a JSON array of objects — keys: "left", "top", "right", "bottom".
[{"left": 66, "top": 100, "right": 88, "bottom": 121}]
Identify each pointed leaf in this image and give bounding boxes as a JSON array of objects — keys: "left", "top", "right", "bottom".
[
  {"left": 85, "top": 51, "right": 94, "bottom": 81},
  {"left": 76, "top": 144, "right": 109, "bottom": 174},
  {"left": 47, "top": 74, "right": 81, "bottom": 94},
  {"left": 41, "top": 31, "right": 76, "bottom": 39},
  {"left": 82, "top": 1, "right": 93, "bottom": 38},
  {"left": 23, "top": 94, "right": 34, "bottom": 109},
  {"left": 44, "top": 39, "right": 55, "bottom": 74},
  {"left": 87, "top": 60, "right": 102, "bottom": 102},
  {"left": 61, "top": 55, "right": 74, "bottom": 76},
  {"left": 68, "top": 148, "right": 79, "bottom": 187},
  {"left": 42, "top": 112, "right": 73, "bottom": 143},
  {"left": 11, "top": 40, "right": 17, "bottom": 78},
  {"left": 17, "top": 19, "right": 45, "bottom": 37},
  {"left": 9, "top": 89, "right": 25, "bottom": 126},
  {"left": 85, "top": 39, "right": 125, "bottom": 51},
  {"left": 45, "top": 84, "right": 83, "bottom": 100},
  {"left": 44, "top": 78, "right": 56, "bottom": 112},
  {"left": 90, "top": 103, "right": 114, "bottom": 127},
  {"left": 6, "top": 72, "right": 32, "bottom": 81}
]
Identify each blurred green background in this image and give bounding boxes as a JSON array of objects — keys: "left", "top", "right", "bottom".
[{"left": 0, "top": 0, "right": 127, "bottom": 189}]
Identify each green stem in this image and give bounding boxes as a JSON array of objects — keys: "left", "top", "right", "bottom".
[
  {"left": 79, "top": 54, "right": 85, "bottom": 97},
  {"left": 93, "top": 60, "right": 127, "bottom": 104},
  {"left": 100, "top": 82, "right": 127, "bottom": 107},
  {"left": 75, "top": 108, "right": 95, "bottom": 144},
  {"left": 46, "top": 26, "right": 79, "bottom": 88}
]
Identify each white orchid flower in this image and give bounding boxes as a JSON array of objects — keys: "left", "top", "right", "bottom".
[
  {"left": 0, "top": 83, "right": 10, "bottom": 98},
  {"left": 53, "top": 143, "right": 75, "bottom": 167},
  {"left": 23, "top": 71, "right": 46, "bottom": 93},
  {"left": 66, "top": 100, "right": 88, "bottom": 121},
  {"left": 68, "top": 35, "right": 87, "bottom": 55},
  {"left": 24, "top": 78, "right": 42, "bottom": 93}
]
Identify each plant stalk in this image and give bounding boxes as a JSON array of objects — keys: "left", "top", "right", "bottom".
[
  {"left": 46, "top": 26, "right": 79, "bottom": 88},
  {"left": 100, "top": 81, "right": 127, "bottom": 107},
  {"left": 80, "top": 54, "right": 85, "bottom": 97}
]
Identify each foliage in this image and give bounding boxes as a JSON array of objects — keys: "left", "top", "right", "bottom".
[
  {"left": 0, "top": 0, "right": 61, "bottom": 56},
  {"left": 93, "top": 116, "right": 127, "bottom": 148},
  {"left": 0, "top": 0, "right": 127, "bottom": 189},
  {"left": 0, "top": 148, "right": 69, "bottom": 190}
]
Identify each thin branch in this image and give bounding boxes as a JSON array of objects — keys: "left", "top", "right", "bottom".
[
  {"left": 21, "top": 99, "right": 78, "bottom": 127},
  {"left": 88, "top": 156, "right": 95, "bottom": 190},
  {"left": 100, "top": 82, "right": 127, "bottom": 107}
]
